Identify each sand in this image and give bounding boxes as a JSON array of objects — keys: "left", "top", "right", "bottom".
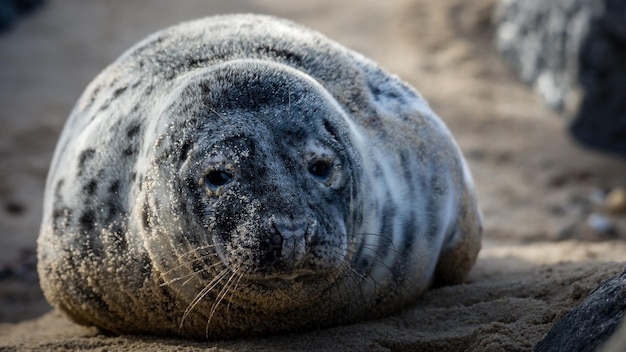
[{"left": 2, "top": 0, "right": 626, "bottom": 351}]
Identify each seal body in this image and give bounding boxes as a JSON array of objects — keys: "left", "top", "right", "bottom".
[{"left": 37, "top": 14, "right": 481, "bottom": 338}]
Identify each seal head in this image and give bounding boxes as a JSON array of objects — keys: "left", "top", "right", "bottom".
[{"left": 146, "top": 60, "right": 360, "bottom": 288}]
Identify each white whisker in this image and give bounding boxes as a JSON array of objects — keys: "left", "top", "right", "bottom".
[
  {"left": 179, "top": 268, "right": 230, "bottom": 332},
  {"left": 160, "top": 261, "right": 223, "bottom": 287},
  {"left": 205, "top": 269, "right": 240, "bottom": 337}
]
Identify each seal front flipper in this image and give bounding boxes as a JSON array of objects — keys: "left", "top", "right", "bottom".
[{"left": 434, "top": 175, "right": 482, "bottom": 286}]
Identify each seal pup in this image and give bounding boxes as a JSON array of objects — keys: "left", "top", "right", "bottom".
[{"left": 37, "top": 14, "right": 482, "bottom": 338}]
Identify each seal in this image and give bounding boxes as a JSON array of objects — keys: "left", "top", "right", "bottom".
[{"left": 37, "top": 14, "right": 482, "bottom": 339}]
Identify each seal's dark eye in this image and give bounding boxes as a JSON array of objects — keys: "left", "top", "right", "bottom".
[
  {"left": 308, "top": 160, "right": 332, "bottom": 179},
  {"left": 205, "top": 170, "right": 232, "bottom": 187}
]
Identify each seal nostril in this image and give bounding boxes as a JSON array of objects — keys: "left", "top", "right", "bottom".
[{"left": 271, "top": 219, "right": 307, "bottom": 267}]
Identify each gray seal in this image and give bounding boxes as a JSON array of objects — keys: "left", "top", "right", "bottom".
[{"left": 37, "top": 14, "right": 482, "bottom": 339}]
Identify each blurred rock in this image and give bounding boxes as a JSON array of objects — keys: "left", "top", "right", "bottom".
[
  {"left": 604, "top": 187, "right": 626, "bottom": 214},
  {"left": 0, "top": 0, "right": 45, "bottom": 32},
  {"left": 556, "top": 222, "right": 576, "bottom": 240},
  {"left": 495, "top": 0, "right": 626, "bottom": 157},
  {"left": 0, "top": 247, "right": 38, "bottom": 282},
  {"left": 534, "top": 266, "right": 626, "bottom": 352},
  {"left": 589, "top": 188, "right": 607, "bottom": 206},
  {"left": 495, "top": 0, "right": 592, "bottom": 111},
  {"left": 586, "top": 213, "right": 616, "bottom": 236}
]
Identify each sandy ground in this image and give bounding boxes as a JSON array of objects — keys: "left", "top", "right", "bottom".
[{"left": 1, "top": 0, "right": 626, "bottom": 350}]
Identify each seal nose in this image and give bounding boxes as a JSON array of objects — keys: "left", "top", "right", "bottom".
[{"left": 271, "top": 219, "right": 307, "bottom": 267}]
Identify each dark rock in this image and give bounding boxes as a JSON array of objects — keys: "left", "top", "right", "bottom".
[
  {"left": 571, "top": 0, "right": 626, "bottom": 156},
  {"left": 495, "top": 0, "right": 595, "bottom": 111},
  {"left": 533, "top": 266, "right": 626, "bottom": 352},
  {"left": 0, "top": 0, "right": 45, "bottom": 32},
  {"left": 495, "top": 0, "right": 626, "bottom": 157}
]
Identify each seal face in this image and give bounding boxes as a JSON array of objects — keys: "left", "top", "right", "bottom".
[{"left": 37, "top": 14, "right": 482, "bottom": 338}]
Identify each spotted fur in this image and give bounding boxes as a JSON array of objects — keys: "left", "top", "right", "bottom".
[{"left": 37, "top": 14, "right": 481, "bottom": 339}]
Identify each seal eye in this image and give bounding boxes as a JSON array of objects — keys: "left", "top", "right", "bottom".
[
  {"left": 308, "top": 160, "right": 332, "bottom": 180},
  {"left": 205, "top": 170, "right": 232, "bottom": 188}
]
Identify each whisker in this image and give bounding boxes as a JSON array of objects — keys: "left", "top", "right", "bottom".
[
  {"left": 225, "top": 271, "right": 245, "bottom": 325},
  {"left": 345, "top": 245, "right": 396, "bottom": 274},
  {"left": 179, "top": 268, "right": 230, "bottom": 332},
  {"left": 288, "top": 85, "right": 292, "bottom": 122},
  {"left": 207, "top": 105, "right": 227, "bottom": 122},
  {"left": 342, "top": 261, "right": 376, "bottom": 287},
  {"left": 175, "top": 243, "right": 219, "bottom": 258},
  {"left": 210, "top": 270, "right": 238, "bottom": 320},
  {"left": 338, "top": 261, "right": 370, "bottom": 310},
  {"left": 359, "top": 242, "right": 400, "bottom": 256},
  {"left": 331, "top": 246, "right": 383, "bottom": 292},
  {"left": 205, "top": 269, "right": 240, "bottom": 338},
  {"left": 160, "top": 252, "right": 220, "bottom": 278},
  {"left": 331, "top": 263, "right": 348, "bottom": 310},
  {"left": 179, "top": 261, "right": 224, "bottom": 287},
  {"left": 333, "top": 261, "right": 375, "bottom": 314},
  {"left": 326, "top": 245, "right": 376, "bottom": 289},
  {"left": 159, "top": 237, "right": 219, "bottom": 277},
  {"left": 160, "top": 261, "right": 223, "bottom": 287},
  {"left": 356, "top": 232, "right": 399, "bottom": 253},
  {"left": 179, "top": 272, "right": 203, "bottom": 287}
]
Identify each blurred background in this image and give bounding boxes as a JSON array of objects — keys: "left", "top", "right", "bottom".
[{"left": 1, "top": 0, "right": 626, "bottom": 324}]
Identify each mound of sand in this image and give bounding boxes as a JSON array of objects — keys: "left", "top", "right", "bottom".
[{"left": 1, "top": 259, "right": 623, "bottom": 351}]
